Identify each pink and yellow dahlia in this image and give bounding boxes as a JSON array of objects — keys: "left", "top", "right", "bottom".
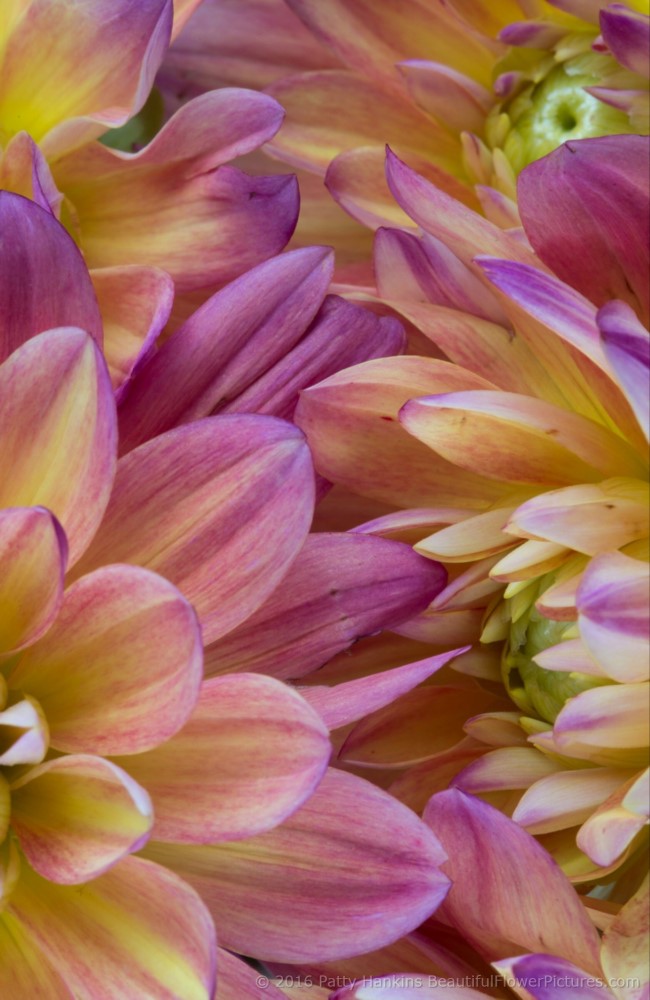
[
  {"left": 295, "top": 134, "right": 650, "bottom": 886},
  {"left": 163, "top": 0, "right": 650, "bottom": 247}
]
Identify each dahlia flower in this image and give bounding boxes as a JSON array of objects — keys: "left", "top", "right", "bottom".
[
  {"left": 0, "top": 0, "right": 301, "bottom": 334},
  {"left": 162, "top": 0, "right": 650, "bottom": 246},
  {"left": 0, "top": 211, "right": 457, "bottom": 994},
  {"left": 331, "top": 791, "right": 648, "bottom": 1000},
  {"left": 295, "top": 134, "right": 650, "bottom": 886}
]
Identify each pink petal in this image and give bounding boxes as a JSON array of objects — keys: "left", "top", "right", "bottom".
[
  {"left": 598, "top": 299, "right": 650, "bottom": 441},
  {"left": 453, "top": 747, "right": 560, "bottom": 793},
  {"left": 9, "top": 565, "right": 203, "bottom": 755},
  {"left": 553, "top": 683, "right": 649, "bottom": 759},
  {"left": 118, "top": 246, "right": 334, "bottom": 447},
  {"left": 0, "top": 507, "right": 67, "bottom": 653},
  {"left": 145, "top": 769, "right": 450, "bottom": 962},
  {"left": 0, "top": 328, "right": 116, "bottom": 565},
  {"left": 203, "top": 532, "right": 447, "bottom": 681},
  {"left": 0, "top": 192, "right": 101, "bottom": 363},
  {"left": 495, "top": 955, "right": 613, "bottom": 1000},
  {"left": 333, "top": 981, "right": 486, "bottom": 1000},
  {"left": 0, "top": 132, "right": 62, "bottom": 215},
  {"left": 400, "top": 390, "right": 644, "bottom": 486},
  {"left": 398, "top": 60, "right": 493, "bottom": 133},
  {"left": 8, "top": 856, "right": 216, "bottom": 999},
  {"left": 90, "top": 266, "right": 174, "bottom": 401},
  {"left": 295, "top": 356, "right": 510, "bottom": 509},
  {"left": 215, "top": 949, "right": 287, "bottom": 1000},
  {"left": 52, "top": 91, "right": 297, "bottom": 293},
  {"left": 72, "top": 416, "right": 315, "bottom": 644},
  {"left": 423, "top": 790, "right": 602, "bottom": 974},
  {"left": 302, "top": 648, "right": 469, "bottom": 730},
  {"left": 576, "top": 551, "right": 649, "bottom": 682},
  {"left": 577, "top": 769, "right": 649, "bottom": 866},
  {"left": 600, "top": 5, "right": 650, "bottom": 77},
  {"left": 517, "top": 136, "right": 650, "bottom": 325},
  {"left": 512, "top": 767, "right": 636, "bottom": 835},
  {"left": 11, "top": 755, "right": 152, "bottom": 884},
  {"left": 112, "top": 673, "right": 330, "bottom": 843}
]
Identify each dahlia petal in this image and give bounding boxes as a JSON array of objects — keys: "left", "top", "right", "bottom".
[
  {"left": 171, "top": 0, "right": 204, "bottom": 39},
  {"left": 295, "top": 357, "right": 511, "bottom": 508},
  {"left": 72, "top": 416, "right": 314, "bottom": 644},
  {"left": 216, "top": 949, "right": 286, "bottom": 1000},
  {"left": 399, "top": 60, "right": 493, "bottom": 133},
  {"left": 266, "top": 70, "right": 452, "bottom": 174},
  {"left": 517, "top": 136, "right": 650, "bottom": 325},
  {"left": 400, "top": 390, "right": 645, "bottom": 485},
  {"left": 52, "top": 92, "right": 297, "bottom": 292},
  {"left": 507, "top": 480, "right": 650, "bottom": 555},
  {"left": 453, "top": 747, "right": 560, "bottom": 793},
  {"left": 0, "top": 507, "right": 67, "bottom": 653},
  {"left": 494, "top": 955, "right": 613, "bottom": 1000},
  {"left": 389, "top": 744, "right": 487, "bottom": 815},
  {"left": 415, "top": 507, "right": 517, "bottom": 562},
  {"left": 90, "top": 266, "right": 174, "bottom": 401},
  {"left": 0, "top": 193, "right": 101, "bottom": 363},
  {"left": 0, "top": 132, "right": 61, "bottom": 215},
  {"left": 554, "top": 683, "right": 650, "bottom": 752},
  {"left": 203, "top": 532, "right": 447, "bottom": 681},
  {"left": 600, "top": 874, "right": 649, "bottom": 1000},
  {"left": 9, "top": 565, "right": 203, "bottom": 755},
  {"left": 117, "top": 246, "right": 335, "bottom": 449},
  {"left": 11, "top": 755, "right": 152, "bottom": 884},
  {"left": 513, "top": 767, "right": 637, "bottom": 836},
  {"left": 385, "top": 149, "right": 533, "bottom": 267},
  {"left": 302, "top": 649, "right": 469, "bottom": 730},
  {"left": 8, "top": 856, "right": 217, "bottom": 1000},
  {"left": 340, "top": 685, "right": 500, "bottom": 767},
  {"left": 220, "top": 296, "right": 405, "bottom": 422},
  {"left": 423, "top": 790, "right": 602, "bottom": 974},
  {"left": 112, "top": 674, "right": 330, "bottom": 843},
  {"left": 284, "top": 0, "right": 497, "bottom": 88},
  {"left": 490, "top": 539, "right": 570, "bottom": 582},
  {"left": 463, "top": 711, "right": 529, "bottom": 748},
  {"left": 600, "top": 5, "right": 650, "bottom": 77},
  {"left": 0, "top": 0, "right": 173, "bottom": 156},
  {"left": 577, "top": 770, "right": 649, "bottom": 866},
  {"left": 145, "top": 769, "right": 449, "bottom": 962},
  {"left": 0, "top": 696, "right": 49, "bottom": 767},
  {"left": 534, "top": 639, "right": 608, "bottom": 677},
  {"left": 0, "top": 328, "right": 116, "bottom": 564},
  {"left": 598, "top": 300, "right": 650, "bottom": 441},
  {"left": 576, "top": 552, "right": 650, "bottom": 683},
  {"left": 0, "top": 916, "right": 70, "bottom": 999}
]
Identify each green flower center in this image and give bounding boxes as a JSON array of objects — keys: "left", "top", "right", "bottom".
[
  {"left": 501, "top": 579, "right": 609, "bottom": 724},
  {"left": 488, "top": 50, "right": 637, "bottom": 175}
]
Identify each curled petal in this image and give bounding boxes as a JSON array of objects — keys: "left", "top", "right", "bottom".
[
  {"left": 0, "top": 0, "right": 173, "bottom": 156},
  {"left": 204, "top": 533, "right": 447, "bottom": 681},
  {"left": 0, "top": 132, "right": 62, "bottom": 215},
  {"left": 512, "top": 767, "right": 637, "bottom": 835},
  {"left": 517, "top": 136, "right": 650, "bottom": 325},
  {"left": 145, "top": 769, "right": 450, "bottom": 962},
  {"left": 7, "top": 857, "right": 217, "bottom": 1000},
  {"left": 0, "top": 328, "right": 116, "bottom": 565},
  {"left": 553, "top": 683, "right": 650, "bottom": 762},
  {"left": 73, "top": 416, "right": 315, "bottom": 644},
  {"left": 10, "top": 565, "right": 203, "bottom": 755},
  {"left": 576, "top": 551, "right": 649, "bottom": 682},
  {"left": 0, "top": 192, "right": 101, "bottom": 364},
  {"left": 53, "top": 91, "right": 296, "bottom": 292},
  {"left": 577, "top": 769, "right": 649, "bottom": 866},
  {"left": 494, "top": 955, "right": 613, "bottom": 1000},
  {"left": 600, "top": 5, "right": 650, "bottom": 77},
  {"left": 112, "top": 674, "right": 330, "bottom": 843},
  {"left": 0, "top": 507, "right": 67, "bottom": 654},
  {"left": 423, "top": 790, "right": 602, "bottom": 974},
  {"left": 11, "top": 755, "right": 152, "bottom": 884}
]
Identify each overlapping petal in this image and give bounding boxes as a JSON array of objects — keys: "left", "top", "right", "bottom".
[
  {"left": 7, "top": 857, "right": 217, "bottom": 1000},
  {"left": 112, "top": 674, "right": 330, "bottom": 843},
  {"left": 10, "top": 755, "right": 152, "bottom": 884},
  {"left": 0, "top": 328, "right": 116, "bottom": 564},
  {"left": 598, "top": 300, "right": 650, "bottom": 441},
  {"left": 145, "top": 769, "right": 450, "bottom": 962},
  {"left": 0, "top": 916, "right": 70, "bottom": 999},
  {"left": 9, "top": 565, "right": 203, "bottom": 755},
  {"left": 203, "top": 533, "right": 447, "bottom": 680},
  {"left": 0, "top": 507, "right": 67, "bottom": 653}
]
